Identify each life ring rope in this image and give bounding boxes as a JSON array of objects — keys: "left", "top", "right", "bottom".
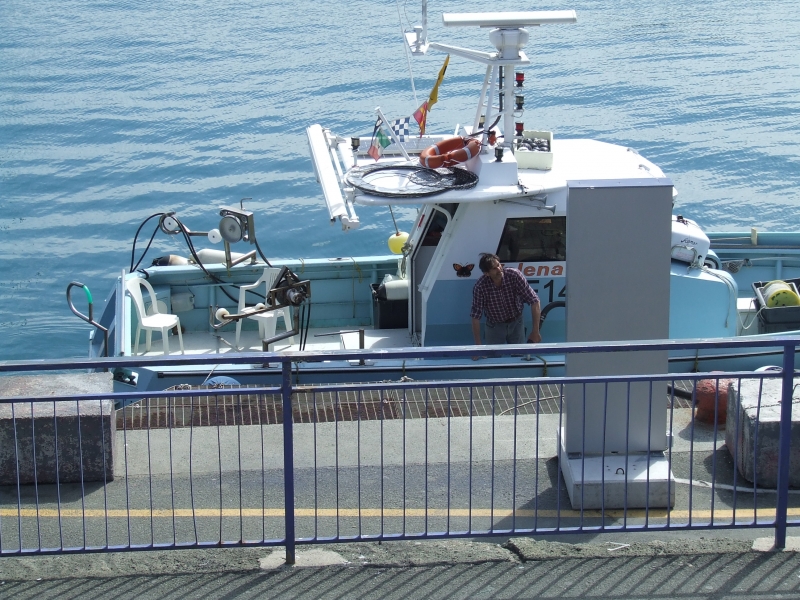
[{"left": 419, "top": 137, "right": 482, "bottom": 169}]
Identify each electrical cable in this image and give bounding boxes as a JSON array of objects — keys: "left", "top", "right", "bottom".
[
  {"left": 297, "top": 304, "right": 305, "bottom": 352},
  {"left": 171, "top": 215, "right": 241, "bottom": 305},
  {"left": 296, "top": 305, "right": 303, "bottom": 351},
  {"left": 253, "top": 237, "right": 273, "bottom": 268},
  {"left": 302, "top": 301, "right": 312, "bottom": 351},
  {"left": 130, "top": 213, "right": 165, "bottom": 273},
  {"left": 131, "top": 211, "right": 276, "bottom": 309}
]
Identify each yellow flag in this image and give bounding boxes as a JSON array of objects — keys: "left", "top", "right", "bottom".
[{"left": 427, "top": 55, "right": 449, "bottom": 108}]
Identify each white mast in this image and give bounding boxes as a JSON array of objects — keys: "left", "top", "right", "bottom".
[{"left": 405, "top": 8, "right": 577, "bottom": 143}]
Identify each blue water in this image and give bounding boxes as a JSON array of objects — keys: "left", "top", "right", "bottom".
[{"left": 1, "top": 0, "right": 799, "bottom": 361}]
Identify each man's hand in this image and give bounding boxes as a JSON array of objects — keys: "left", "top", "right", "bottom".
[
  {"left": 471, "top": 317, "right": 483, "bottom": 359},
  {"left": 528, "top": 301, "right": 542, "bottom": 344}
]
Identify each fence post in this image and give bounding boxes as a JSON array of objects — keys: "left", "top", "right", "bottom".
[
  {"left": 775, "top": 342, "right": 795, "bottom": 550},
  {"left": 282, "top": 359, "right": 296, "bottom": 564}
]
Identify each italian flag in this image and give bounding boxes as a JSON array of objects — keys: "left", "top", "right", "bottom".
[{"left": 368, "top": 127, "right": 391, "bottom": 161}]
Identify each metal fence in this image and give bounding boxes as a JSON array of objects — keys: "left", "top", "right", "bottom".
[{"left": 1, "top": 337, "right": 799, "bottom": 563}]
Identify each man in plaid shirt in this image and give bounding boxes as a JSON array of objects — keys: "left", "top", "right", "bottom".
[{"left": 470, "top": 253, "right": 541, "bottom": 355}]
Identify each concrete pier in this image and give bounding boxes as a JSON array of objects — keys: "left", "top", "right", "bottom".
[
  {"left": 0, "top": 373, "right": 115, "bottom": 484},
  {"left": 725, "top": 376, "right": 800, "bottom": 488}
]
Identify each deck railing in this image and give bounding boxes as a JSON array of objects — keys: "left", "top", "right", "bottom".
[{"left": 1, "top": 336, "right": 799, "bottom": 562}]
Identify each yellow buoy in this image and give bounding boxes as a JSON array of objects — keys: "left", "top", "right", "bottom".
[
  {"left": 388, "top": 231, "right": 409, "bottom": 254},
  {"left": 763, "top": 281, "right": 800, "bottom": 307}
]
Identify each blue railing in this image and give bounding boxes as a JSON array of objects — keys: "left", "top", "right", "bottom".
[{"left": 1, "top": 336, "right": 798, "bottom": 563}]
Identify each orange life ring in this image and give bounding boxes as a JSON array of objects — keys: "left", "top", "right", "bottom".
[{"left": 419, "top": 137, "right": 482, "bottom": 169}]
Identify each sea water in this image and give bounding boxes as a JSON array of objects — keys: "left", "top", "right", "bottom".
[{"left": 1, "top": 0, "right": 799, "bottom": 361}]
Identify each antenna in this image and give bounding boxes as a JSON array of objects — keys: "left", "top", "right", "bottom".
[
  {"left": 404, "top": 0, "right": 429, "bottom": 55},
  {"left": 425, "top": 10, "right": 577, "bottom": 148},
  {"left": 441, "top": 11, "right": 577, "bottom": 28}
]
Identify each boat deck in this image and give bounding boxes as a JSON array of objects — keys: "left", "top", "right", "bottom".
[{"left": 135, "top": 326, "right": 415, "bottom": 358}]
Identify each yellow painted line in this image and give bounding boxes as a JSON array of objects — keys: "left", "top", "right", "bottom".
[{"left": 0, "top": 507, "right": 797, "bottom": 520}]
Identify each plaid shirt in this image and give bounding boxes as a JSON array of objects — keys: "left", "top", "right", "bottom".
[{"left": 470, "top": 267, "right": 539, "bottom": 323}]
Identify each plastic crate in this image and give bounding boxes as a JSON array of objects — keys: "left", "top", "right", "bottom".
[
  {"left": 515, "top": 130, "right": 553, "bottom": 170},
  {"left": 752, "top": 279, "right": 800, "bottom": 333}
]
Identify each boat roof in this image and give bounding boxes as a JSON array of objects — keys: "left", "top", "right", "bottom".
[
  {"left": 305, "top": 8, "right": 670, "bottom": 227},
  {"left": 352, "top": 138, "right": 669, "bottom": 206}
]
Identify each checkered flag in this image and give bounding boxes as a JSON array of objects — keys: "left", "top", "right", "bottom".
[{"left": 391, "top": 117, "right": 411, "bottom": 142}]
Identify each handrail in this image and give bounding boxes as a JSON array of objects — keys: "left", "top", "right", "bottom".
[
  {"left": 66, "top": 281, "right": 109, "bottom": 357},
  {"left": 0, "top": 336, "right": 798, "bottom": 558},
  {"left": 3, "top": 334, "right": 800, "bottom": 373}
]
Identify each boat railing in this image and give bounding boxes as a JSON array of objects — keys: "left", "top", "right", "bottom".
[
  {"left": 1, "top": 335, "right": 799, "bottom": 562},
  {"left": 66, "top": 281, "right": 110, "bottom": 359}
]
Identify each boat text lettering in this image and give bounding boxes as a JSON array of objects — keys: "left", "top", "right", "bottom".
[
  {"left": 526, "top": 279, "right": 567, "bottom": 305},
  {"left": 514, "top": 262, "right": 565, "bottom": 277}
]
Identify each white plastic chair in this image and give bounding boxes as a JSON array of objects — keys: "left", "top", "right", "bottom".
[
  {"left": 126, "top": 277, "right": 184, "bottom": 356},
  {"left": 236, "top": 267, "right": 292, "bottom": 350}
]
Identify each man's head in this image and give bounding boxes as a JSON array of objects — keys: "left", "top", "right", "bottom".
[
  {"left": 479, "top": 253, "right": 503, "bottom": 284},
  {"left": 479, "top": 253, "right": 501, "bottom": 274}
]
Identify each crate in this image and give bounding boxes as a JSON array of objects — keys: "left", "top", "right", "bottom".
[
  {"left": 371, "top": 284, "right": 408, "bottom": 329},
  {"left": 515, "top": 130, "right": 553, "bottom": 171},
  {"left": 752, "top": 279, "right": 800, "bottom": 333}
]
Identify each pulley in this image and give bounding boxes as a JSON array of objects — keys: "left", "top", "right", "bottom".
[{"left": 219, "top": 215, "right": 243, "bottom": 243}]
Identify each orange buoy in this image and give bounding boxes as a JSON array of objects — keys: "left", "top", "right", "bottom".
[
  {"left": 419, "top": 137, "right": 481, "bottom": 169},
  {"left": 694, "top": 377, "right": 733, "bottom": 425}
]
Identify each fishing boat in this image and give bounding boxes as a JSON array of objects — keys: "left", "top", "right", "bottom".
[{"left": 69, "top": 5, "right": 800, "bottom": 394}]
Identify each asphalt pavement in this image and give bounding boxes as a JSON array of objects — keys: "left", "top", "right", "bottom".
[
  {"left": 3, "top": 379, "right": 800, "bottom": 597},
  {"left": 2, "top": 532, "right": 800, "bottom": 599}
]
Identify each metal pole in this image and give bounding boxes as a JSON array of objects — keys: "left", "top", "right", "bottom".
[
  {"left": 375, "top": 107, "right": 412, "bottom": 161},
  {"left": 774, "top": 342, "right": 794, "bottom": 549},
  {"left": 282, "top": 359, "right": 296, "bottom": 564}
]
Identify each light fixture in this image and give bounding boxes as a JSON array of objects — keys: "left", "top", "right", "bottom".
[
  {"left": 351, "top": 137, "right": 360, "bottom": 151},
  {"left": 515, "top": 71, "right": 525, "bottom": 87},
  {"left": 515, "top": 95, "right": 525, "bottom": 111},
  {"left": 494, "top": 146, "right": 504, "bottom": 162},
  {"left": 218, "top": 206, "right": 255, "bottom": 244},
  {"left": 515, "top": 122, "right": 525, "bottom": 136}
]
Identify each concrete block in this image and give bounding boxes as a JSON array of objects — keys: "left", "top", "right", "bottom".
[
  {"left": 725, "top": 377, "right": 800, "bottom": 488},
  {"left": 558, "top": 428, "right": 675, "bottom": 510},
  {"left": 0, "top": 373, "right": 115, "bottom": 485}
]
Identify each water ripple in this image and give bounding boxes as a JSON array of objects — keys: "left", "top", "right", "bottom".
[{"left": 1, "top": 0, "right": 799, "bottom": 359}]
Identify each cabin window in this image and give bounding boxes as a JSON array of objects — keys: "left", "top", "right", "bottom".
[
  {"left": 496, "top": 216, "right": 566, "bottom": 262},
  {"left": 422, "top": 204, "right": 458, "bottom": 246}
]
